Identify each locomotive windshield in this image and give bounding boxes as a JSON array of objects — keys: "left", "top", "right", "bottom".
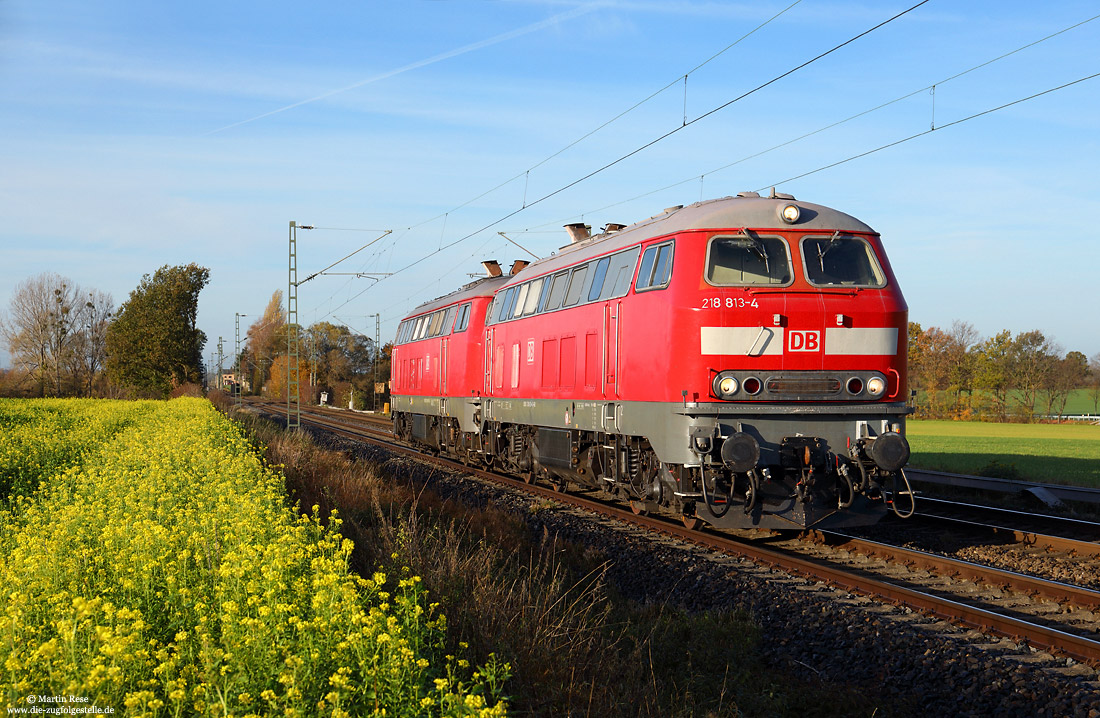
[
  {"left": 801, "top": 235, "right": 886, "bottom": 287},
  {"left": 705, "top": 235, "right": 792, "bottom": 286}
]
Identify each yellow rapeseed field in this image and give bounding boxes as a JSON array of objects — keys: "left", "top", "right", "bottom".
[
  {"left": 0, "top": 398, "right": 507, "bottom": 717},
  {"left": 0, "top": 397, "right": 155, "bottom": 500}
]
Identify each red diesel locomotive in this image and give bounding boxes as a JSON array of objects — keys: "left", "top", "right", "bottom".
[{"left": 390, "top": 192, "right": 913, "bottom": 530}]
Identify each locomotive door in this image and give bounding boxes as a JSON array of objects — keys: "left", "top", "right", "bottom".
[
  {"left": 440, "top": 337, "right": 449, "bottom": 394},
  {"left": 484, "top": 328, "right": 493, "bottom": 396},
  {"left": 603, "top": 300, "right": 621, "bottom": 397}
]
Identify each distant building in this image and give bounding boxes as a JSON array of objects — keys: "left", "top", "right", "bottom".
[{"left": 219, "top": 371, "right": 251, "bottom": 393}]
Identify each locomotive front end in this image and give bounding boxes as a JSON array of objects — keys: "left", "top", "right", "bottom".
[{"left": 665, "top": 194, "right": 913, "bottom": 531}]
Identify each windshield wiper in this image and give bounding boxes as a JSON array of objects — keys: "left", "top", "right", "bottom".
[
  {"left": 738, "top": 228, "right": 770, "bottom": 273},
  {"left": 817, "top": 230, "right": 843, "bottom": 272}
]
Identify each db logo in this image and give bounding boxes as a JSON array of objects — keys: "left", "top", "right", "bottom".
[{"left": 788, "top": 330, "right": 820, "bottom": 352}]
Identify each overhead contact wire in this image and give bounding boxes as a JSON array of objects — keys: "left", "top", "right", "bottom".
[
  {"left": 757, "top": 70, "right": 1100, "bottom": 190},
  {"left": 396, "top": 0, "right": 805, "bottom": 235},
  {"left": 316, "top": 0, "right": 815, "bottom": 320},
  {"left": 373, "top": 0, "right": 932, "bottom": 282},
  {"left": 517, "top": 10, "right": 1100, "bottom": 233}
]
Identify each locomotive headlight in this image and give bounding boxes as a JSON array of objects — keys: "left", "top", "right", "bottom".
[
  {"left": 867, "top": 376, "right": 887, "bottom": 397},
  {"left": 713, "top": 372, "right": 739, "bottom": 399},
  {"left": 778, "top": 203, "right": 801, "bottom": 224}
]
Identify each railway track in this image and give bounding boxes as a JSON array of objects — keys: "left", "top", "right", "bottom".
[
  {"left": 244, "top": 399, "right": 1100, "bottom": 667},
  {"left": 912, "top": 497, "right": 1100, "bottom": 553},
  {"left": 905, "top": 468, "right": 1100, "bottom": 509}
]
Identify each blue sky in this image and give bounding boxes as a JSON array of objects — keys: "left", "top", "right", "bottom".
[{"left": 2, "top": 0, "right": 1099, "bottom": 372}]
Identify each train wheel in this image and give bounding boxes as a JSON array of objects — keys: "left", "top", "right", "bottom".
[
  {"left": 522, "top": 470, "right": 536, "bottom": 485},
  {"left": 681, "top": 514, "right": 700, "bottom": 530},
  {"left": 629, "top": 499, "right": 649, "bottom": 516},
  {"left": 550, "top": 477, "right": 567, "bottom": 493}
]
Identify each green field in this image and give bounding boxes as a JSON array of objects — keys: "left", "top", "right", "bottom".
[
  {"left": 907, "top": 419, "right": 1100, "bottom": 487},
  {"left": 1063, "top": 388, "right": 1100, "bottom": 416},
  {"left": 913, "top": 388, "right": 1100, "bottom": 418}
]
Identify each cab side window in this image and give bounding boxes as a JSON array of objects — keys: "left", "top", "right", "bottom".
[
  {"left": 635, "top": 242, "right": 674, "bottom": 291},
  {"left": 455, "top": 303, "right": 472, "bottom": 332}
]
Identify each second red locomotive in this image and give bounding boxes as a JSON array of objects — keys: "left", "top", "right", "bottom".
[{"left": 390, "top": 191, "right": 913, "bottom": 530}]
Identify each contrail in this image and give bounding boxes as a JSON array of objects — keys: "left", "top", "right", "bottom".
[{"left": 206, "top": 3, "right": 602, "bottom": 135}]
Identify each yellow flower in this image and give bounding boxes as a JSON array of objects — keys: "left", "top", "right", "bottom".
[{"left": 0, "top": 398, "right": 502, "bottom": 718}]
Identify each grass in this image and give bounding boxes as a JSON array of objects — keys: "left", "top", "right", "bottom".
[
  {"left": 907, "top": 419, "right": 1100, "bottom": 487},
  {"left": 912, "top": 387, "right": 1100, "bottom": 419}
]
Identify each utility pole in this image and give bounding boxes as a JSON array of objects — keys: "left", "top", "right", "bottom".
[
  {"left": 369, "top": 313, "right": 381, "bottom": 411},
  {"left": 288, "top": 223, "right": 390, "bottom": 428},
  {"left": 235, "top": 313, "right": 247, "bottom": 411},
  {"left": 216, "top": 338, "right": 224, "bottom": 391},
  {"left": 288, "top": 222, "right": 312, "bottom": 430}
]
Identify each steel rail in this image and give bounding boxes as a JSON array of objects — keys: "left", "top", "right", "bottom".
[
  {"left": 905, "top": 468, "right": 1100, "bottom": 507},
  {"left": 818, "top": 531, "right": 1100, "bottom": 609},
  {"left": 908, "top": 499, "right": 1100, "bottom": 558}
]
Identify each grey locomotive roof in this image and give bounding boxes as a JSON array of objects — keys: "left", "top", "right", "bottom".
[
  {"left": 406, "top": 273, "right": 510, "bottom": 317},
  {"left": 510, "top": 194, "right": 876, "bottom": 284},
  {"left": 406, "top": 193, "right": 875, "bottom": 316}
]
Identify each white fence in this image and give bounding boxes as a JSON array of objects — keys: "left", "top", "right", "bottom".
[{"left": 1037, "top": 414, "right": 1100, "bottom": 424}]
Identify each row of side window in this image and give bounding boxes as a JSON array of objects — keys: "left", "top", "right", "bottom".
[
  {"left": 486, "top": 240, "right": 674, "bottom": 326},
  {"left": 395, "top": 302, "right": 472, "bottom": 345}
]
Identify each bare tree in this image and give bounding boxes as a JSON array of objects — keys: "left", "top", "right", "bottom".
[
  {"left": 2, "top": 273, "right": 74, "bottom": 396},
  {"left": 1, "top": 273, "right": 114, "bottom": 397},
  {"left": 70, "top": 289, "right": 114, "bottom": 395}
]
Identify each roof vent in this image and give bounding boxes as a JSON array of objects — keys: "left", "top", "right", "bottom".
[
  {"left": 564, "top": 223, "right": 591, "bottom": 243},
  {"left": 604, "top": 223, "right": 627, "bottom": 233},
  {"left": 481, "top": 260, "right": 502, "bottom": 277},
  {"left": 736, "top": 191, "right": 761, "bottom": 198},
  {"left": 509, "top": 260, "right": 529, "bottom": 275},
  {"left": 663, "top": 205, "right": 684, "bottom": 213},
  {"left": 768, "top": 187, "right": 796, "bottom": 200}
]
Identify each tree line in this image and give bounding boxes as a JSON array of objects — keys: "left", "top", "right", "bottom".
[
  {"left": 1, "top": 265, "right": 209, "bottom": 399},
  {"left": 908, "top": 321, "right": 1100, "bottom": 421},
  {"left": 230, "top": 291, "right": 391, "bottom": 411}
]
